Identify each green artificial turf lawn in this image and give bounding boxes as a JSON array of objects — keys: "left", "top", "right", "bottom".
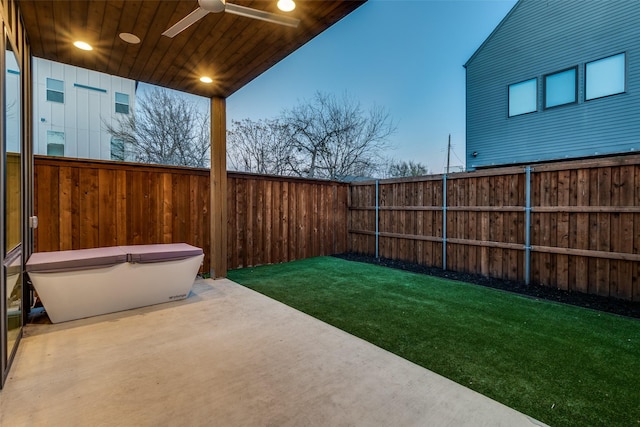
[{"left": 228, "top": 256, "right": 640, "bottom": 427}]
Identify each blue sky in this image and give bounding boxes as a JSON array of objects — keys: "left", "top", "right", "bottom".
[{"left": 226, "top": 0, "right": 517, "bottom": 173}]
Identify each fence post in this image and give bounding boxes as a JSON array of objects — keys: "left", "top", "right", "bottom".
[
  {"left": 442, "top": 174, "right": 447, "bottom": 271},
  {"left": 375, "top": 179, "right": 380, "bottom": 259},
  {"left": 524, "top": 166, "right": 532, "bottom": 285}
]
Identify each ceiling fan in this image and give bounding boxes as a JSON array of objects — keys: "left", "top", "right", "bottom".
[{"left": 162, "top": 0, "right": 300, "bottom": 38}]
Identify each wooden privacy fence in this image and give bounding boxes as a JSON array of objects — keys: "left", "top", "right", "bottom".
[
  {"left": 34, "top": 157, "right": 211, "bottom": 268},
  {"left": 34, "top": 156, "right": 348, "bottom": 272},
  {"left": 349, "top": 154, "right": 640, "bottom": 302},
  {"left": 32, "top": 154, "right": 640, "bottom": 301},
  {"left": 228, "top": 173, "right": 348, "bottom": 269}
]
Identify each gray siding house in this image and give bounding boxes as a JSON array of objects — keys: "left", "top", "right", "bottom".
[{"left": 465, "top": 0, "right": 640, "bottom": 170}]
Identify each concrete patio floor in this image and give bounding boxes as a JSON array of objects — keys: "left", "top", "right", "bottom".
[{"left": 0, "top": 278, "right": 546, "bottom": 426}]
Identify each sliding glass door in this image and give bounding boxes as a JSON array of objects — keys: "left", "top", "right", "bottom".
[{"left": 2, "top": 32, "right": 23, "bottom": 388}]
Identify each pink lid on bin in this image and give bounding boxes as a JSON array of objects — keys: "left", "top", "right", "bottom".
[{"left": 26, "top": 247, "right": 128, "bottom": 273}]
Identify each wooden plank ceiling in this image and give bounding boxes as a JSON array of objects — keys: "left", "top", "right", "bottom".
[{"left": 19, "top": 0, "right": 365, "bottom": 98}]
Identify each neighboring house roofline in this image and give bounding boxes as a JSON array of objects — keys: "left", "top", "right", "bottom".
[{"left": 463, "top": 0, "right": 522, "bottom": 69}]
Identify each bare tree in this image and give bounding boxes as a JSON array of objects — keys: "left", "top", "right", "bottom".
[
  {"left": 387, "top": 160, "right": 428, "bottom": 178},
  {"left": 104, "top": 87, "right": 210, "bottom": 168},
  {"left": 226, "top": 118, "right": 298, "bottom": 175},
  {"left": 282, "top": 91, "right": 395, "bottom": 179}
]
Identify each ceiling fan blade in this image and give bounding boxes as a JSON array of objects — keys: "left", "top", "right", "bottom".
[
  {"left": 225, "top": 3, "right": 299, "bottom": 28},
  {"left": 162, "top": 7, "right": 211, "bottom": 38}
]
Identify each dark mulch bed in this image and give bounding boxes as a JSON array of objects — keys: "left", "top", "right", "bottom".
[{"left": 333, "top": 253, "right": 640, "bottom": 319}]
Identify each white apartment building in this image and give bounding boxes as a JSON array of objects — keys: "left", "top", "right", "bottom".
[{"left": 33, "top": 57, "right": 136, "bottom": 161}]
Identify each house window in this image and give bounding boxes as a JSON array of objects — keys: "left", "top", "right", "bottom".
[
  {"left": 111, "top": 137, "right": 125, "bottom": 161},
  {"left": 544, "top": 67, "right": 577, "bottom": 109},
  {"left": 46, "top": 131, "right": 65, "bottom": 156},
  {"left": 586, "top": 53, "right": 625, "bottom": 100},
  {"left": 46, "top": 78, "right": 64, "bottom": 103},
  {"left": 115, "top": 92, "right": 129, "bottom": 114},
  {"left": 508, "top": 78, "right": 537, "bottom": 117}
]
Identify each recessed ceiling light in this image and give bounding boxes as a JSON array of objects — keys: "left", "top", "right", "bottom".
[
  {"left": 73, "top": 41, "right": 93, "bottom": 51},
  {"left": 119, "top": 33, "right": 141, "bottom": 44},
  {"left": 200, "top": 76, "right": 213, "bottom": 84},
  {"left": 277, "top": 0, "right": 295, "bottom": 12}
]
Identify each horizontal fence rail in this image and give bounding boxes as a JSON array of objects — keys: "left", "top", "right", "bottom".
[
  {"left": 33, "top": 156, "right": 348, "bottom": 272},
  {"left": 348, "top": 154, "right": 640, "bottom": 302}
]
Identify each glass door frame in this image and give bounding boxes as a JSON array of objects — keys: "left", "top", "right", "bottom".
[
  {"left": 0, "top": 25, "right": 8, "bottom": 388},
  {"left": 1, "top": 26, "right": 25, "bottom": 389},
  {"left": 0, "top": 25, "right": 6, "bottom": 387}
]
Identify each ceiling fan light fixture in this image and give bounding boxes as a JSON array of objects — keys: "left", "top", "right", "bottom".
[
  {"left": 163, "top": 0, "right": 301, "bottom": 38},
  {"left": 200, "top": 76, "right": 213, "bottom": 84},
  {"left": 73, "top": 41, "right": 93, "bottom": 51},
  {"left": 119, "top": 33, "right": 141, "bottom": 44},
  {"left": 277, "top": 0, "right": 295, "bottom": 12}
]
